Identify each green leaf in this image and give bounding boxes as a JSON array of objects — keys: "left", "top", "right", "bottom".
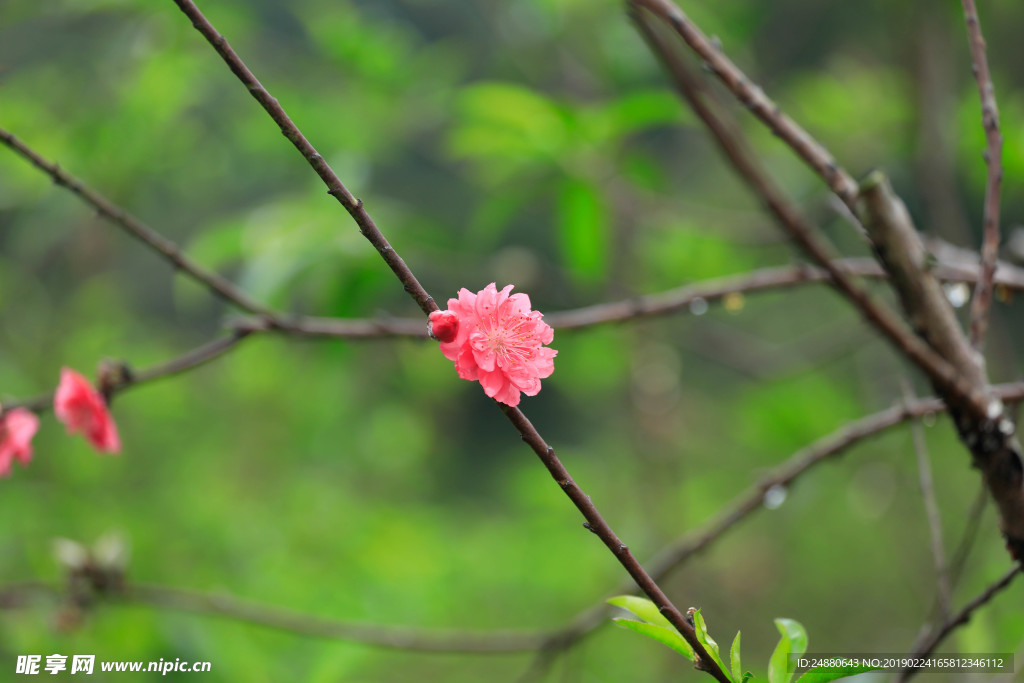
[
  {"left": 603, "top": 89, "right": 691, "bottom": 137},
  {"left": 730, "top": 631, "right": 743, "bottom": 683},
  {"left": 556, "top": 176, "right": 609, "bottom": 286},
  {"left": 768, "top": 619, "right": 808, "bottom": 683},
  {"left": 693, "top": 610, "right": 729, "bottom": 679},
  {"left": 607, "top": 596, "right": 674, "bottom": 630},
  {"left": 467, "top": 184, "right": 538, "bottom": 248},
  {"left": 742, "top": 674, "right": 755, "bottom": 683},
  {"left": 795, "top": 664, "right": 882, "bottom": 683},
  {"left": 611, "top": 618, "right": 695, "bottom": 659},
  {"left": 447, "top": 81, "right": 569, "bottom": 182}
]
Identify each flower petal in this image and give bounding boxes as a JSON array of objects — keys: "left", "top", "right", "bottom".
[{"left": 478, "top": 368, "right": 506, "bottom": 398}]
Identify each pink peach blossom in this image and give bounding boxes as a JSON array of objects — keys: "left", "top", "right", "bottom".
[
  {"left": 54, "top": 368, "right": 121, "bottom": 454},
  {"left": 0, "top": 407, "right": 39, "bottom": 476},
  {"left": 436, "top": 283, "right": 556, "bottom": 406}
]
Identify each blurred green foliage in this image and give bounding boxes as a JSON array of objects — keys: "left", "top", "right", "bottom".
[{"left": 1, "top": 0, "right": 1023, "bottom": 681}]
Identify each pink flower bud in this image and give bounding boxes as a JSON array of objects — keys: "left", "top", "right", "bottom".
[
  {"left": 54, "top": 368, "right": 121, "bottom": 454},
  {"left": 0, "top": 406, "right": 39, "bottom": 477},
  {"left": 428, "top": 310, "right": 460, "bottom": 344}
]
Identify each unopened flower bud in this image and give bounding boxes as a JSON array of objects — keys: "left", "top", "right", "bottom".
[{"left": 428, "top": 310, "right": 460, "bottom": 343}]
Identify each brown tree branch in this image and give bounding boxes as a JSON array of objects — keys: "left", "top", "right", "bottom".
[
  {"left": 0, "top": 127, "right": 277, "bottom": 320},
  {"left": 531, "top": 382, "right": 1024, "bottom": 660},
  {"left": 628, "top": 4, "right": 989, "bottom": 422},
  {"left": 229, "top": 314, "right": 429, "bottom": 339},
  {"left": 11, "top": 254, "right": 1020, "bottom": 418},
  {"left": 627, "top": 0, "right": 859, "bottom": 209},
  {"left": 7, "top": 382, "right": 1024, "bottom": 666},
  {"left": 227, "top": 257, "right": 1024, "bottom": 338},
  {"left": 896, "top": 564, "right": 1021, "bottom": 682},
  {"left": 1, "top": 332, "right": 251, "bottom": 415},
  {"left": 0, "top": 579, "right": 547, "bottom": 653},
  {"left": 961, "top": 0, "right": 1004, "bottom": 349},
  {"left": 905, "top": 481, "right": 990, "bottom": 665},
  {"left": 172, "top": 2, "right": 729, "bottom": 679},
  {"left": 857, "top": 171, "right": 1024, "bottom": 560}
]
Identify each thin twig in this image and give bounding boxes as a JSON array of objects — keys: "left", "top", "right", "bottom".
[
  {"left": 1, "top": 332, "right": 252, "bottom": 415},
  {"left": 896, "top": 564, "right": 1021, "bottom": 682},
  {"left": 948, "top": 483, "right": 990, "bottom": 589},
  {"left": 961, "top": 0, "right": 1004, "bottom": 349},
  {"left": 229, "top": 314, "right": 429, "bottom": 339},
  {"left": 173, "top": 3, "right": 729, "bottom": 679},
  {"left": 130, "top": 584, "right": 543, "bottom": 653},
  {"left": 628, "top": 4, "right": 988, "bottom": 422},
  {"left": 903, "top": 381, "right": 951, "bottom": 618},
  {"left": 628, "top": 0, "right": 859, "bottom": 209},
  {"left": 0, "top": 579, "right": 547, "bottom": 653},
  {"left": 229, "top": 257, "right": 1024, "bottom": 338},
  {"left": 0, "top": 127, "right": 277, "bottom": 320},
  {"left": 905, "top": 481, "right": 990, "bottom": 659},
  {"left": 11, "top": 254, "right": 1018, "bottom": 414},
  {"left": 546, "top": 257, "right": 1024, "bottom": 330}
]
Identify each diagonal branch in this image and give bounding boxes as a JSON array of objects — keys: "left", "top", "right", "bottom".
[
  {"left": 628, "top": 3, "right": 988, "bottom": 422},
  {"left": 961, "top": 0, "right": 1004, "bottom": 350},
  {"left": 0, "top": 127, "right": 277, "bottom": 320},
  {"left": 629, "top": 3, "right": 1024, "bottom": 560},
  {"left": 532, "top": 382, "right": 1024, "bottom": 659},
  {"left": 628, "top": 0, "right": 859, "bottom": 209},
  {"left": 172, "top": 2, "right": 729, "bottom": 679},
  {"left": 857, "top": 172, "right": 1024, "bottom": 560},
  {"left": 904, "top": 381, "right": 951, "bottom": 618},
  {"left": 896, "top": 564, "right": 1021, "bottom": 682}
]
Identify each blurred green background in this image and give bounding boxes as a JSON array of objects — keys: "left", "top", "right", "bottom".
[{"left": 2, "top": 0, "right": 1023, "bottom": 681}]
